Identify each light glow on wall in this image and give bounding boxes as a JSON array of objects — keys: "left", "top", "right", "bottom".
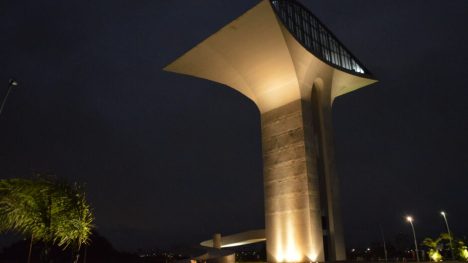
[
  {"left": 273, "top": 214, "right": 319, "bottom": 263},
  {"left": 285, "top": 219, "right": 302, "bottom": 262}
]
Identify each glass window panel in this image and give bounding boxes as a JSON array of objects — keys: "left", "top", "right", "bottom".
[
  {"left": 271, "top": 0, "right": 367, "bottom": 74},
  {"left": 313, "top": 40, "right": 320, "bottom": 52}
]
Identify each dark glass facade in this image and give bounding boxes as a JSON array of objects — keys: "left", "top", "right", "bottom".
[{"left": 271, "top": 0, "right": 369, "bottom": 75}]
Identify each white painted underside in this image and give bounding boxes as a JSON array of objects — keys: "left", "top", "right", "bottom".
[{"left": 164, "top": 0, "right": 376, "bottom": 113}]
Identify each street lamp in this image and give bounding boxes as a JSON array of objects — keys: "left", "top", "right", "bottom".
[
  {"left": 406, "top": 216, "right": 420, "bottom": 262},
  {"left": 380, "top": 224, "right": 388, "bottom": 262},
  {"left": 0, "top": 78, "right": 19, "bottom": 116},
  {"left": 441, "top": 211, "right": 455, "bottom": 260}
]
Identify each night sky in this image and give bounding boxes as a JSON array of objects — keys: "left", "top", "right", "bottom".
[{"left": 1, "top": 0, "right": 467, "bottom": 252}]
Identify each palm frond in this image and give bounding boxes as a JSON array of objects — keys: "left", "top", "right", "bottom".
[{"left": 0, "top": 177, "right": 94, "bottom": 249}]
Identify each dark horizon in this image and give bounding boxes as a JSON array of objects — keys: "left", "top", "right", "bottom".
[{"left": 1, "top": 0, "right": 467, "bottom": 252}]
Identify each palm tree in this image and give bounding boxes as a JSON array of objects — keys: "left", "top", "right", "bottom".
[
  {"left": 423, "top": 236, "right": 443, "bottom": 261},
  {"left": 0, "top": 176, "right": 94, "bottom": 263},
  {"left": 422, "top": 233, "right": 455, "bottom": 262},
  {"left": 52, "top": 181, "right": 94, "bottom": 262}
]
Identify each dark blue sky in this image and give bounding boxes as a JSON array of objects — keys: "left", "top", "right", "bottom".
[{"left": 0, "top": 0, "right": 467, "bottom": 252}]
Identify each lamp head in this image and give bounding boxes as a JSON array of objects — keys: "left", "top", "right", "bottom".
[
  {"left": 406, "top": 216, "right": 413, "bottom": 222},
  {"left": 9, "top": 78, "right": 18, "bottom": 88},
  {"left": 441, "top": 211, "right": 446, "bottom": 216}
]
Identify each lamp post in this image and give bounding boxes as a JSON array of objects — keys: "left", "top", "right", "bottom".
[
  {"left": 441, "top": 211, "right": 455, "bottom": 260},
  {"left": 406, "top": 216, "right": 420, "bottom": 262},
  {"left": 0, "top": 78, "right": 19, "bottom": 116},
  {"left": 379, "top": 224, "right": 388, "bottom": 262}
]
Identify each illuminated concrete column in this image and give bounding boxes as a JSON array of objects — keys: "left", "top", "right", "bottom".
[
  {"left": 309, "top": 86, "right": 346, "bottom": 262},
  {"left": 165, "top": 0, "right": 377, "bottom": 262},
  {"left": 213, "top": 233, "right": 222, "bottom": 249},
  {"left": 262, "top": 99, "right": 324, "bottom": 262}
]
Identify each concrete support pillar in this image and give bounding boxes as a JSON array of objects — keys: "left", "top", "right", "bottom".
[
  {"left": 262, "top": 100, "right": 324, "bottom": 263},
  {"left": 213, "top": 233, "right": 222, "bottom": 249},
  {"left": 319, "top": 104, "right": 346, "bottom": 261},
  {"left": 309, "top": 86, "right": 346, "bottom": 261}
]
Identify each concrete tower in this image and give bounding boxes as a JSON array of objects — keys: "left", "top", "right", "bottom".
[{"left": 165, "top": 0, "right": 377, "bottom": 262}]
